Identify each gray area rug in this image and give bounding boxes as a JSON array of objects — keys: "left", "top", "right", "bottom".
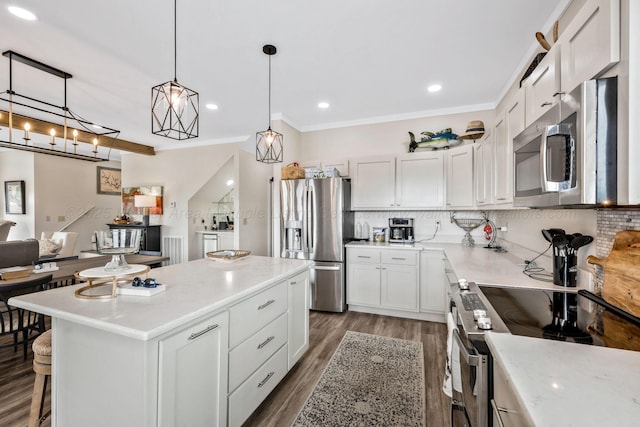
[{"left": 292, "top": 331, "right": 425, "bottom": 427}]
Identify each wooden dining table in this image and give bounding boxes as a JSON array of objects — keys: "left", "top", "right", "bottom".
[{"left": 0, "top": 254, "right": 170, "bottom": 288}]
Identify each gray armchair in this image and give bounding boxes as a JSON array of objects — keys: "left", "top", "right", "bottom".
[{"left": 0, "top": 239, "right": 39, "bottom": 269}]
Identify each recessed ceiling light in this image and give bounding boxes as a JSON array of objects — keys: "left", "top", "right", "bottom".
[
  {"left": 8, "top": 6, "right": 37, "bottom": 21},
  {"left": 318, "top": 102, "right": 330, "bottom": 109},
  {"left": 92, "top": 124, "right": 103, "bottom": 129},
  {"left": 226, "top": 179, "right": 234, "bottom": 186},
  {"left": 206, "top": 103, "right": 218, "bottom": 110},
  {"left": 427, "top": 84, "right": 442, "bottom": 93}
]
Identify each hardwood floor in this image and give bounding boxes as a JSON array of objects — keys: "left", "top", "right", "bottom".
[
  {"left": 243, "top": 310, "right": 450, "bottom": 427},
  {"left": 0, "top": 311, "right": 448, "bottom": 427}
]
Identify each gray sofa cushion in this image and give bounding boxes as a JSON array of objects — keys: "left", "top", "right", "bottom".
[{"left": 0, "top": 239, "right": 40, "bottom": 269}]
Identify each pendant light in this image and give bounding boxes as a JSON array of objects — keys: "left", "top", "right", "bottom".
[
  {"left": 256, "top": 44, "right": 283, "bottom": 163},
  {"left": 151, "top": 0, "right": 199, "bottom": 140}
]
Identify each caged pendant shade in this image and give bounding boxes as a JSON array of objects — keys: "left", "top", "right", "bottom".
[
  {"left": 151, "top": 0, "right": 199, "bottom": 140},
  {"left": 256, "top": 44, "right": 283, "bottom": 164}
]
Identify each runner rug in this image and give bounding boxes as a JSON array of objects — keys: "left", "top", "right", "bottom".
[{"left": 292, "top": 331, "right": 425, "bottom": 426}]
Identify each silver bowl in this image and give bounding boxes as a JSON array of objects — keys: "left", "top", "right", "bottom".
[{"left": 451, "top": 217, "right": 485, "bottom": 247}]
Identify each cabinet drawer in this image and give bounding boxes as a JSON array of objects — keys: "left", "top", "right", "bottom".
[
  {"left": 228, "top": 344, "right": 288, "bottom": 427},
  {"left": 348, "top": 248, "right": 380, "bottom": 263},
  {"left": 228, "top": 313, "right": 288, "bottom": 392},
  {"left": 229, "top": 282, "right": 287, "bottom": 348},
  {"left": 381, "top": 250, "right": 417, "bottom": 265}
]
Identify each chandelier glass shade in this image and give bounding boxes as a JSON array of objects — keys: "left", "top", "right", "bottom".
[
  {"left": 256, "top": 44, "right": 283, "bottom": 164},
  {"left": 151, "top": 0, "right": 199, "bottom": 140}
]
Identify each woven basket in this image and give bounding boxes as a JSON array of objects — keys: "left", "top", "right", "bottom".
[{"left": 281, "top": 164, "right": 305, "bottom": 180}]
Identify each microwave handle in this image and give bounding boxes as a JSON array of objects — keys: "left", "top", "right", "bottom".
[{"left": 540, "top": 132, "right": 550, "bottom": 191}]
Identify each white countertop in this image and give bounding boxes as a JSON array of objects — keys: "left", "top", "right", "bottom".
[
  {"left": 194, "top": 230, "right": 234, "bottom": 234},
  {"left": 486, "top": 332, "right": 640, "bottom": 427},
  {"left": 346, "top": 240, "right": 569, "bottom": 291},
  {"left": 9, "top": 256, "right": 309, "bottom": 341}
]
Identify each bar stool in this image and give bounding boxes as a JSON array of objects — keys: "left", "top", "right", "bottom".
[{"left": 28, "top": 330, "right": 51, "bottom": 427}]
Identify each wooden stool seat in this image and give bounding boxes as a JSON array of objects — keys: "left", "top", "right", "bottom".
[{"left": 29, "top": 330, "right": 52, "bottom": 427}]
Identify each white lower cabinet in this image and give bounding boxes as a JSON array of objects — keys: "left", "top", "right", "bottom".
[
  {"left": 419, "top": 250, "right": 447, "bottom": 315},
  {"left": 288, "top": 270, "right": 310, "bottom": 369},
  {"left": 492, "top": 357, "right": 530, "bottom": 427},
  {"left": 227, "top": 271, "right": 309, "bottom": 427},
  {"left": 158, "top": 311, "right": 229, "bottom": 427},
  {"left": 347, "top": 247, "right": 418, "bottom": 312}
]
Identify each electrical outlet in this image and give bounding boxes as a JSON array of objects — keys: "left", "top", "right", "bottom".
[
  {"left": 499, "top": 226, "right": 508, "bottom": 232},
  {"left": 436, "top": 220, "right": 441, "bottom": 227}
]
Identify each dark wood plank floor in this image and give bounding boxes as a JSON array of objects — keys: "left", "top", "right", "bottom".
[
  {"left": 243, "top": 310, "right": 450, "bottom": 427},
  {"left": 0, "top": 311, "right": 449, "bottom": 427}
]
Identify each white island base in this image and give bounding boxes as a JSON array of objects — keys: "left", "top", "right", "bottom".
[{"left": 10, "top": 256, "right": 310, "bottom": 427}]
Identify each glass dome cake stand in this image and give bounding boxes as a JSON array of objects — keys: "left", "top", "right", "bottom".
[{"left": 73, "top": 229, "right": 148, "bottom": 299}]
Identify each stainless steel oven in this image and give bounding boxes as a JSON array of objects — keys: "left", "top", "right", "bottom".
[{"left": 448, "top": 278, "right": 509, "bottom": 427}]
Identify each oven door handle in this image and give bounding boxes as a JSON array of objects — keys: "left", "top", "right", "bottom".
[{"left": 452, "top": 329, "right": 480, "bottom": 367}]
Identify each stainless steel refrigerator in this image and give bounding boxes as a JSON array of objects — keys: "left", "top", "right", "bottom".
[{"left": 280, "top": 178, "right": 353, "bottom": 312}]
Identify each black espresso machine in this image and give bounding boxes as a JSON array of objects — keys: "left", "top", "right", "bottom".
[{"left": 389, "top": 218, "right": 414, "bottom": 243}]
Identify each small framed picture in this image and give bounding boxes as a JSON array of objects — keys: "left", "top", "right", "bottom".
[
  {"left": 4, "top": 180, "right": 26, "bottom": 214},
  {"left": 97, "top": 167, "right": 122, "bottom": 195}
]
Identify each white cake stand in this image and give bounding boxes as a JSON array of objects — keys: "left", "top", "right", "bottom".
[{"left": 74, "top": 264, "right": 150, "bottom": 299}]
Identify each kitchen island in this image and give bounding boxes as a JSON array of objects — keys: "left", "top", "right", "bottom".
[{"left": 10, "top": 255, "right": 310, "bottom": 427}]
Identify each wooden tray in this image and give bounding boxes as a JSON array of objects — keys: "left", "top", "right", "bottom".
[
  {"left": 587, "top": 230, "right": 640, "bottom": 317},
  {"left": 206, "top": 250, "right": 251, "bottom": 263}
]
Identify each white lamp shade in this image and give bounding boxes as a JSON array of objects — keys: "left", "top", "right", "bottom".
[{"left": 134, "top": 195, "right": 157, "bottom": 208}]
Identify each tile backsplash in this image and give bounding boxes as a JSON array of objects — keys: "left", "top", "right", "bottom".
[{"left": 594, "top": 209, "right": 640, "bottom": 290}]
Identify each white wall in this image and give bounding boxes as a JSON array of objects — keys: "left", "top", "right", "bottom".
[
  {"left": 0, "top": 150, "right": 35, "bottom": 240},
  {"left": 0, "top": 150, "right": 121, "bottom": 250},
  {"left": 238, "top": 150, "right": 271, "bottom": 255}
]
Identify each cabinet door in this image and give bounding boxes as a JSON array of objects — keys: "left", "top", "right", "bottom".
[
  {"left": 322, "top": 159, "right": 349, "bottom": 177},
  {"left": 288, "top": 270, "right": 309, "bottom": 369},
  {"left": 493, "top": 112, "right": 510, "bottom": 204},
  {"left": 420, "top": 251, "right": 447, "bottom": 315},
  {"left": 560, "top": 0, "right": 620, "bottom": 93},
  {"left": 446, "top": 144, "right": 475, "bottom": 209},
  {"left": 524, "top": 47, "right": 560, "bottom": 126},
  {"left": 396, "top": 152, "right": 444, "bottom": 208},
  {"left": 381, "top": 264, "right": 418, "bottom": 311},
  {"left": 347, "top": 263, "right": 381, "bottom": 306},
  {"left": 474, "top": 132, "right": 493, "bottom": 206},
  {"left": 218, "top": 232, "right": 235, "bottom": 250},
  {"left": 158, "top": 311, "right": 229, "bottom": 427},
  {"left": 492, "top": 358, "right": 530, "bottom": 427},
  {"left": 351, "top": 156, "right": 396, "bottom": 209}
]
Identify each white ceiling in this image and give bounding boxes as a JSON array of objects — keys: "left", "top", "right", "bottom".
[{"left": 0, "top": 0, "right": 567, "bottom": 155}]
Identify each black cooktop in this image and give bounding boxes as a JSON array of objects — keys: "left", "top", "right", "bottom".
[{"left": 478, "top": 286, "right": 640, "bottom": 351}]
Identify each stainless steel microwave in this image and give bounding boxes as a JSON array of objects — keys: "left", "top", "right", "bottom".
[{"left": 513, "top": 77, "right": 617, "bottom": 207}]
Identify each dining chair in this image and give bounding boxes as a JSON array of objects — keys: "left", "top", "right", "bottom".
[
  {"left": 0, "top": 274, "right": 52, "bottom": 360},
  {"left": 0, "top": 220, "right": 16, "bottom": 241}
]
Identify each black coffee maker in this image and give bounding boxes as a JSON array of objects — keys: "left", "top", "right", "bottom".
[{"left": 542, "top": 229, "right": 594, "bottom": 287}]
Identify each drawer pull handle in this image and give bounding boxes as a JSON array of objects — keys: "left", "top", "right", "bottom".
[
  {"left": 258, "top": 299, "right": 275, "bottom": 310},
  {"left": 257, "top": 371, "right": 275, "bottom": 388},
  {"left": 188, "top": 324, "right": 219, "bottom": 340},
  {"left": 357, "top": 256, "right": 371, "bottom": 258},
  {"left": 391, "top": 257, "right": 406, "bottom": 260},
  {"left": 541, "top": 101, "right": 552, "bottom": 107},
  {"left": 290, "top": 281, "right": 297, "bottom": 285},
  {"left": 257, "top": 335, "right": 275, "bottom": 350}
]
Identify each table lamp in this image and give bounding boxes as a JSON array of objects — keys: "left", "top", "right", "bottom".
[{"left": 134, "top": 195, "right": 156, "bottom": 226}]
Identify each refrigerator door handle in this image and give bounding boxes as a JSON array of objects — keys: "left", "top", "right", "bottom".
[
  {"left": 311, "top": 265, "right": 341, "bottom": 271},
  {"left": 307, "top": 185, "right": 314, "bottom": 251}
]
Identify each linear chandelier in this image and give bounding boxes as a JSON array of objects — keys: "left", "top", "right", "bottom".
[
  {"left": 151, "top": 0, "right": 199, "bottom": 140},
  {"left": 0, "top": 51, "right": 149, "bottom": 162}
]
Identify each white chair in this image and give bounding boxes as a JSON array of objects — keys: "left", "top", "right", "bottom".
[
  {"left": 40, "top": 231, "right": 79, "bottom": 259},
  {"left": 0, "top": 220, "right": 16, "bottom": 241}
]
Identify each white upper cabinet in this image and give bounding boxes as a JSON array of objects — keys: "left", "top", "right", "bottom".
[
  {"left": 560, "top": 0, "right": 620, "bottom": 93},
  {"left": 524, "top": 47, "right": 561, "bottom": 127},
  {"left": 446, "top": 144, "right": 475, "bottom": 209},
  {"left": 351, "top": 156, "right": 396, "bottom": 209},
  {"left": 474, "top": 131, "right": 493, "bottom": 206},
  {"left": 396, "top": 152, "right": 445, "bottom": 209}
]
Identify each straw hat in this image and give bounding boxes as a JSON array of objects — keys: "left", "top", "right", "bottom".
[{"left": 459, "top": 120, "right": 485, "bottom": 140}]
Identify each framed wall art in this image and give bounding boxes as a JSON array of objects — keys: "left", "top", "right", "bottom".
[
  {"left": 97, "top": 167, "right": 122, "bottom": 195},
  {"left": 4, "top": 180, "right": 26, "bottom": 214}
]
